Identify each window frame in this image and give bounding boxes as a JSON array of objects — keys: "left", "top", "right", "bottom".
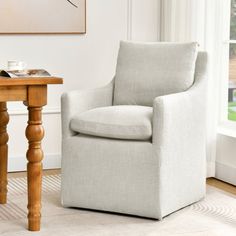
[{"left": 217, "top": 0, "right": 236, "bottom": 136}]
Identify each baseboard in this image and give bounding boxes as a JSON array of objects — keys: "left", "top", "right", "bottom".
[
  {"left": 8, "top": 154, "right": 61, "bottom": 172},
  {"left": 215, "top": 161, "right": 236, "bottom": 186},
  {"left": 8, "top": 107, "right": 60, "bottom": 116},
  {"left": 207, "top": 161, "right": 215, "bottom": 178}
]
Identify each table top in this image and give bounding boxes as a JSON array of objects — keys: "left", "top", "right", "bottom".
[{"left": 0, "top": 76, "right": 63, "bottom": 86}]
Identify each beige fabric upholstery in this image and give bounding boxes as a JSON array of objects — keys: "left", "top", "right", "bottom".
[
  {"left": 61, "top": 80, "right": 114, "bottom": 138},
  {"left": 114, "top": 41, "right": 198, "bottom": 106},
  {"left": 70, "top": 105, "right": 153, "bottom": 140},
  {"left": 61, "top": 42, "right": 208, "bottom": 220}
]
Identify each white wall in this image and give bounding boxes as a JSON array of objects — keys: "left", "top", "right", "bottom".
[{"left": 0, "top": 0, "right": 160, "bottom": 172}]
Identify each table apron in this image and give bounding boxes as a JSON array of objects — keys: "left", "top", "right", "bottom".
[{"left": 0, "top": 86, "right": 27, "bottom": 102}]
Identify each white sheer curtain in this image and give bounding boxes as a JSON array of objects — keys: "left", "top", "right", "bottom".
[{"left": 160, "top": 0, "right": 227, "bottom": 177}]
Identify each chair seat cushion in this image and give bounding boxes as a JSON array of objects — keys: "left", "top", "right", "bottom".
[{"left": 70, "top": 106, "right": 153, "bottom": 140}]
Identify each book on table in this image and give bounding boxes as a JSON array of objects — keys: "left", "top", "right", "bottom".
[{"left": 0, "top": 69, "right": 51, "bottom": 78}]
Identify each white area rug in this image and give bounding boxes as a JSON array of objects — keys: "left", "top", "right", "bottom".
[{"left": 0, "top": 175, "right": 235, "bottom": 236}]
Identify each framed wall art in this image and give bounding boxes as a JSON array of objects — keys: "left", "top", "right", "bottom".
[{"left": 0, "top": 0, "right": 86, "bottom": 34}]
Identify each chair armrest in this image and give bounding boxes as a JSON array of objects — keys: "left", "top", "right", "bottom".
[
  {"left": 152, "top": 53, "right": 208, "bottom": 168},
  {"left": 153, "top": 52, "right": 207, "bottom": 149},
  {"left": 152, "top": 72, "right": 208, "bottom": 212},
  {"left": 61, "top": 80, "right": 114, "bottom": 138}
]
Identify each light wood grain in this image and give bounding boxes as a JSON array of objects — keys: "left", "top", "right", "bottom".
[
  {"left": 0, "top": 77, "right": 63, "bottom": 232},
  {"left": 24, "top": 85, "right": 47, "bottom": 107},
  {"left": 24, "top": 85, "right": 48, "bottom": 231},
  {"left": 207, "top": 178, "right": 236, "bottom": 195},
  {"left": 0, "top": 86, "right": 27, "bottom": 102},
  {"left": 0, "top": 102, "right": 9, "bottom": 204},
  {"left": 0, "top": 77, "right": 62, "bottom": 86},
  {"left": 25, "top": 106, "right": 44, "bottom": 231}
]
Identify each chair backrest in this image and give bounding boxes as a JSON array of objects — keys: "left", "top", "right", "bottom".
[
  {"left": 113, "top": 41, "right": 199, "bottom": 106},
  {"left": 194, "top": 51, "right": 208, "bottom": 81}
]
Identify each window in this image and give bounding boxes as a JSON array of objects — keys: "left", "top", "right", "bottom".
[{"left": 229, "top": 0, "right": 236, "bottom": 121}]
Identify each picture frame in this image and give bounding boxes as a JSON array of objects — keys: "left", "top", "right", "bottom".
[{"left": 0, "top": 0, "right": 86, "bottom": 34}]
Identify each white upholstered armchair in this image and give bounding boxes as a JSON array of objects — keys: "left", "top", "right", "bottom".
[{"left": 61, "top": 41, "right": 208, "bottom": 219}]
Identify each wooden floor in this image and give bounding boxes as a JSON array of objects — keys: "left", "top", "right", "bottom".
[
  {"left": 207, "top": 178, "right": 236, "bottom": 195},
  {"left": 8, "top": 169, "right": 236, "bottom": 196}
]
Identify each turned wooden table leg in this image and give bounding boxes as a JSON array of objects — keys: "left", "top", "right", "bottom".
[
  {"left": 25, "top": 106, "right": 44, "bottom": 231},
  {"left": 0, "top": 102, "right": 9, "bottom": 204}
]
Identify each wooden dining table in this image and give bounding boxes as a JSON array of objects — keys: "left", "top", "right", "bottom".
[{"left": 0, "top": 76, "right": 63, "bottom": 231}]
